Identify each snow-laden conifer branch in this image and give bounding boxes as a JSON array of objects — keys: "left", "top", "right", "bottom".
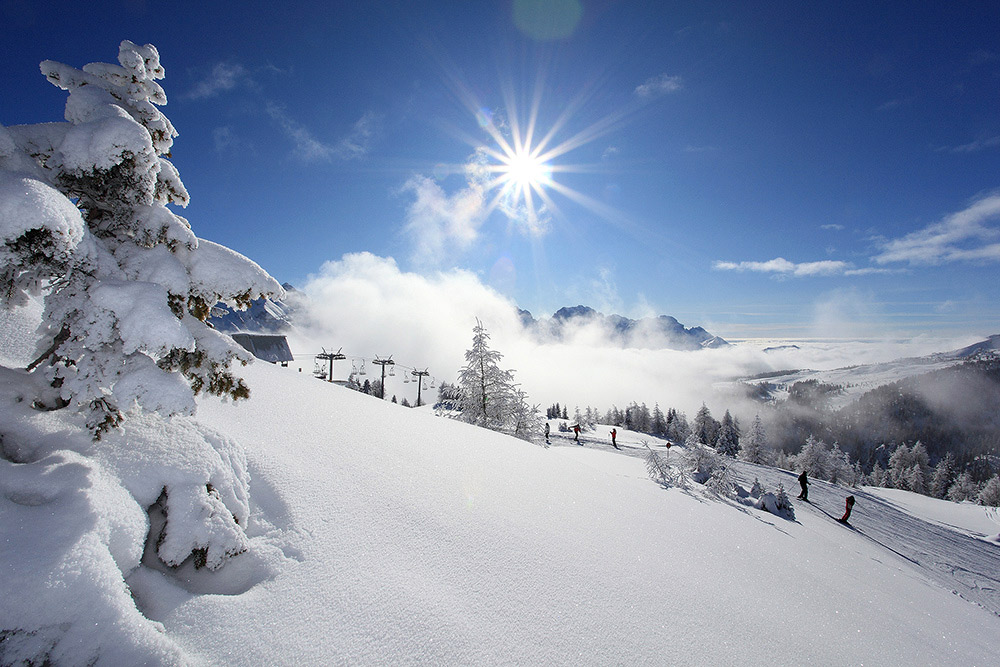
[{"left": 1, "top": 41, "right": 282, "bottom": 436}]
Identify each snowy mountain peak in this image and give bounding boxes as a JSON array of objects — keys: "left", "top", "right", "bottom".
[{"left": 520, "top": 305, "right": 728, "bottom": 350}]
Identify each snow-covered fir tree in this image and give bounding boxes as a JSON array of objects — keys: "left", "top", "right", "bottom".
[
  {"left": 458, "top": 319, "right": 514, "bottom": 430},
  {"left": 693, "top": 403, "right": 719, "bottom": 446},
  {"left": 979, "top": 475, "right": 1000, "bottom": 507},
  {"left": 684, "top": 431, "right": 719, "bottom": 483},
  {"left": 930, "top": 453, "right": 956, "bottom": 499},
  {"left": 664, "top": 408, "right": 690, "bottom": 444},
  {"left": 456, "top": 319, "right": 539, "bottom": 441},
  {"left": 739, "top": 414, "right": 767, "bottom": 464},
  {"left": 888, "top": 442, "right": 931, "bottom": 491},
  {"left": 947, "top": 472, "right": 980, "bottom": 502},
  {"left": 644, "top": 442, "right": 672, "bottom": 488},
  {"left": 775, "top": 484, "right": 794, "bottom": 515},
  {"left": 1, "top": 41, "right": 280, "bottom": 436},
  {"left": 715, "top": 409, "right": 740, "bottom": 457},
  {"left": 651, "top": 403, "right": 667, "bottom": 437}
]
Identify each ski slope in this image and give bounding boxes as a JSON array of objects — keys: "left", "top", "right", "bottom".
[
  {"left": 3, "top": 305, "right": 1000, "bottom": 664},
  {"left": 157, "top": 363, "right": 998, "bottom": 664}
]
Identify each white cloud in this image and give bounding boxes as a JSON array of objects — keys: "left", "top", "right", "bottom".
[
  {"left": 634, "top": 73, "right": 683, "bottom": 98},
  {"left": 333, "top": 111, "right": 382, "bottom": 160},
  {"left": 287, "top": 253, "right": 965, "bottom": 418},
  {"left": 186, "top": 63, "right": 248, "bottom": 99},
  {"left": 942, "top": 135, "right": 1000, "bottom": 154},
  {"left": 212, "top": 126, "right": 235, "bottom": 153},
  {"left": 713, "top": 256, "right": 902, "bottom": 278},
  {"left": 601, "top": 146, "right": 621, "bottom": 160},
  {"left": 820, "top": 224, "right": 845, "bottom": 231},
  {"left": 873, "top": 193, "right": 1000, "bottom": 265},
  {"left": 713, "top": 257, "right": 851, "bottom": 277},
  {"left": 265, "top": 104, "right": 381, "bottom": 162},
  {"left": 401, "top": 175, "right": 487, "bottom": 266}
]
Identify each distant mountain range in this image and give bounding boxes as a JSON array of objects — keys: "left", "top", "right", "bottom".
[
  {"left": 209, "top": 289, "right": 728, "bottom": 352},
  {"left": 518, "top": 305, "right": 729, "bottom": 350},
  {"left": 209, "top": 283, "right": 297, "bottom": 334}
]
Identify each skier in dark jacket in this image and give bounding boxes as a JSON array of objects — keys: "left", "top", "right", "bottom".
[
  {"left": 544, "top": 422, "right": 550, "bottom": 443},
  {"left": 797, "top": 470, "right": 809, "bottom": 501}
]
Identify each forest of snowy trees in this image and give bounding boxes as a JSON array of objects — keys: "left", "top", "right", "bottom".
[{"left": 540, "top": 359, "right": 1000, "bottom": 507}]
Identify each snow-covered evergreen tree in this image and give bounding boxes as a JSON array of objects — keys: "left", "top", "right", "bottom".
[
  {"left": 905, "top": 464, "right": 927, "bottom": 495},
  {"left": 458, "top": 319, "right": 514, "bottom": 429},
  {"left": 930, "top": 453, "right": 956, "bottom": 499},
  {"left": 947, "top": 472, "right": 980, "bottom": 502},
  {"left": 828, "top": 442, "right": 856, "bottom": 486},
  {"left": 693, "top": 403, "right": 719, "bottom": 446},
  {"left": 775, "top": 484, "right": 794, "bottom": 516},
  {"left": 739, "top": 414, "right": 767, "bottom": 464},
  {"left": 979, "top": 475, "right": 1000, "bottom": 507},
  {"left": 644, "top": 442, "right": 672, "bottom": 488},
  {"left": 684, "top": 431, "right": 719, "bottom": 483},
  {"left": 715, "top": 409, "right": 740, "bottom": 457},
  {"left": 794, "top": 435, "right": 831, "bottom": 479},
  {"left": 508, "top": 387, "right": 543, "bottom": 442},
  {"left": 1, "top": 41, "right": 280, "bottom": 436},
  {"left": 888, "top": 442, "right": 930, "bottom": 491},
  {"left": 868, "top": 462, "right": 887, "bottom": 487},
  {"left": 651, "top": 403, "right": 667, "bottom": 437},
  {"left": 456, "top": 319, "right": 538, "bottom": 440},
  {"left": 665, "top": 409, "right": 690, "bottom": 444},
  {"left": 705, "top": 464, "right": 734, "bottom": 497}
]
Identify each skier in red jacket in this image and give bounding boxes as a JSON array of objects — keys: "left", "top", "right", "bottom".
[
  {"left": 838, "top": 496, "right": 856, "bottom": 523},
  {"left": 610, "top": 428, "right": 619, "bottom": 449}
]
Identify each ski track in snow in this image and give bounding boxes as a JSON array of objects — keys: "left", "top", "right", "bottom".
[{"left": 549, "top": 429, "right": 1000, "bottom": 618}]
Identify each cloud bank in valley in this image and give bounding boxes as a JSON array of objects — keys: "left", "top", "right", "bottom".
[{"left": 285, "top": 253, "right": 977, "bottom": 419}]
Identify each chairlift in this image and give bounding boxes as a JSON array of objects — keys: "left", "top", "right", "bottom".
[
  {"left": 358, "top": 360, "right": 367, "bottom": 375},
  {"left": 422, "top": 380, "right": 428, "bottom": 390},
  {"left": 430, "top": 377, "right": 436, "bottom": 388},
  {"left": 388, "top": 366, "right": 395, "bottom": 377},
  {"left": 403, "top": 375, "right": 410, "bottom": 383}
]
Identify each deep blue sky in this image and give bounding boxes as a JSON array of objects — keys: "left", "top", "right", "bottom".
[{"left": 2, "top": 1, "right": 999, "bottom": 338}]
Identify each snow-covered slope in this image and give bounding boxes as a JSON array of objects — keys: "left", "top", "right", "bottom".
[
  {"left": 3, "top": 305, "right": 999, "bottom": 664},
  {"left": 157, "top": 363, "right": 997, "bottom": 664}
]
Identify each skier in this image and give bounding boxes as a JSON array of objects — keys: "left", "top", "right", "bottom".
[
  {"left": 544, "top": 422, "right": 550, "bottom": 444},
  {"left": 797, "top": 470, "right": 809, "bottom": 501},
  {"left": 573, "top": 424, "right": 581, "bottom": 443},
  {"left": 610, "top": 428, "right": 619, "bottom": 449},
  {"left": 838, "top": 496, "right": 856, "bottom": 523}
]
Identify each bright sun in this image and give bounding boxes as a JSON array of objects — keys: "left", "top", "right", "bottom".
[{"left": 500, "top": 147, "right": 552, "bottom": 191}]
